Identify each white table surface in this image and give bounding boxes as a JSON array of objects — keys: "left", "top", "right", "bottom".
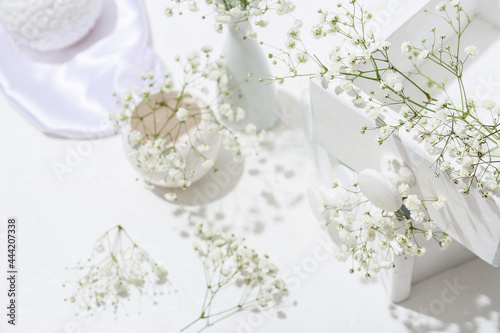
[{"left": 1, "top": 0, "right": 500, "bottom": 332}]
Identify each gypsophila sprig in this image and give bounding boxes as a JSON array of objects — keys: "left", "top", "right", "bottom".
[
  {"left": 64, "top": 225, "right": 168, "bottom": 314},
  {"left": 319, "top": 175, "right": 450, "bottom": 277},
  {"left": 166, "top": 0, "right": 295, "bottom": 38},
  {"left": 270, "top": 0, "right": 500, "bottom": 198},
  {"left": 110, "top": 47, "right": 262, "bottom": 192},
  {"left": 181, "top": 224, "right": 287, "bottom": 331}
]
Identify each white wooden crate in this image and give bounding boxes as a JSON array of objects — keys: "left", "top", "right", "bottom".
[{"left": 306, "top": 0, "right": 500, "bottom": 302}]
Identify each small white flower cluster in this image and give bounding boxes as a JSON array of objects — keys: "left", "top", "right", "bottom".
[
  {"left": 435, "top": 0, "right": 462, "bottom": 12},
  {"left": 111, "top": 47, "right": 262, "bottom": 195},
  {"left": 269, "top": 5, "right": 393, "bottom": 87},
  {"left": 183, "top": 224, "right": 287, "bottom": 329},
  {"left": 165, "top": 0, "right": 295, "bottom": 37},
  {"left": 64, "top": 226, "right": 168, "bottom": 313},
  {"left": 319, "top": 178, "right": 451, "bottom": 277},
  {"left": 271, "top": 0, "right": 500, "bottom": 197},
  {"left": 401, "top": 99, "right": 500, "bottom": 197}
]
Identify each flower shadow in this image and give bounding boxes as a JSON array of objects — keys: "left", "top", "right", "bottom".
[
  {"left": 389, "top": 258, "right": 500, "bottom": 332},
  {"left": 152, "top": 147, "right": 245, "bottom": 206}
]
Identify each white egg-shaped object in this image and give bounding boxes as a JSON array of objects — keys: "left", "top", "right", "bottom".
[
  {"left": 358, "top": 168, "right": 403, "bottom": 212},
  {"left": 0, "top": 0, "right": 103, "bottom": 51}
]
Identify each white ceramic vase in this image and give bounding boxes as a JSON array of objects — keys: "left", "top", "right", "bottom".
[
  {"left": 0, "top": 0, "right": 103, "bottom": 51},
  {"left": 122, "top": 91, "right": 222, "bottom": 188},
  {"left": 221, "top": 20, "right": 280, "bottom": 130}
]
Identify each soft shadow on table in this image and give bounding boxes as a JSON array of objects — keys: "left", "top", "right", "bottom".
[
  {"left": 389, "top": 259, "right": 500, "bottom": 332},
  {"left": 152, "top": 147, "right": 245, "bottom": 206},
  {"left": 165, "top": 88, "right": 307, "bottom": 239},
  {"left": 18, "top": 0, "right": 118, "bottom": 64},
  {"left": 165, "top": 145, "right": 304, "bottom": 238}
]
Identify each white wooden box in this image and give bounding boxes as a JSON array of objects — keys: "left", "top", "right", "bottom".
[{"left": 306, "top": 0, "right": 500, "bottom": 302}]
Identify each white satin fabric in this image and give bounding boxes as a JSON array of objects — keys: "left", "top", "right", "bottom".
[{"left": 0, "top": 0, "right": 163, "bottom": 139}]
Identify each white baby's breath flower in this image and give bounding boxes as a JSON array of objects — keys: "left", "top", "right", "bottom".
[
  {"left": 419, "top": 50, "right": 430, "bottom": 59},
  {"left": 339, "top": 80, "right": 352, "bottom": 91},
  {"left": 249, "top": 8, "right": 263, "bottom": 16},
  {"left": 129, "top": 130, "right": 143, "bottom": 145},
  {"left": 365, "top": 105, "right": 380, "bottom": 119},
  {"left": 176, "top": 107, "right": 189, "bottom": 122},
  {"left": 286, "top": 38, "right": 296, "bottom": 48},
  {"left": 482, "top": 100, "right": 495, "bottom": 110},
  {"left": 440, "top": 234, "right": 452, "bottom": 250},
  {"left": 351, "top": 34, "right": 362, "bottom": 45},
  {"left": 467, "top": 97, "right": 478, "bottom": 109},
  {"left": 214, "top": 23, "right": 223, "bottom": 33},
  {"left": 219, "top": 103, "right": 234, "bottom": 122},
  {"left": 66, "top": 226, "right": 167, "bottom": 313},
  {"left": 404, "top": 195, "right": 421, "bottom": 210},
  {"left": 439, "top": 161, "right": 451, "bottom": 171},
  {"left": 329, "top": 62, "right": 341, "bottom": 75},
  {"left": 246, "top": 29, "right": 257, "bottom": 39},
  {"left": 465, "top": 45, "right": 479, "bottom": 57},
  {"left": 229, "top": 7, "right": 241, "bottom": 17},
  {"left": 276, "top": 0, "right": 295, "bottom": 15},
  {"left": 196, "top": 143, "right": 210, "bottom": 152},
  {"left": 435, "top": 97, "right": 449, "bottom": 110},
  {"left": 385, "top": 73, "right": 400, "bottom": 87},
  {"left": 202, "top": 159, "right": 214, "bottom": 169},
  {"left": 320, "top": 172, "right": 445, "bottom": 276},
  {"left": 190, "top": 224, "right": 287, "bottom": 327},
  {"left": 401, "top": 41, "right": 412, "bottom": 56},
  {"left": 165, "top": 7, "right": 174, "bottom": 17},
  {"left": 375, "top": 37, "right": 391, "bottom": 51},
  {"left": 168, "top": 168, "right": 183, "bottom": 179},
  {"left": 379, "top": 126, "right": 392, "bottom": 139},
  {"left": 353, "top": 96, "right": 364, "bottom": 106},
  {"left": 223, "top": 136, "right": 238, "bottom": 151},
  {"left": 201, "top": 45, "right": 213, "bottom": 53},
  {"left": 297, "top": 52, "right": 308, "bottom": 63},
  {"left": 245, "top": 123, "right": 257, "bottom": 135},
  {"left": 432, "top": 109, "right": 448, "bottom": 125},
  {"left": 393, "top": 82, "right": 404, "bottom": 92},
  {"left": 486, "top": 178, "right": 499, "bottom": 191},
  {"left": 400, "top": 105, "right": 410, "bottom": 117},
  {"left": 256, "top": 20, "right": 269, "bottom": 28},
  {"left": 398, "top": 183, "right": 410, "bottom": 196},
  {"left": 215, "top": 13, "right": 231, "bottom": 24},
  {"left": 436, "top": 1, "right": 446, "bottom": 11},
  {"left": 311, "top": 24, "right": 324, "bottom": 39},
  {"left": 287, "top": 26, "right": 300, "bottom": 39},
  {"left": 432, "top": 197, "right": 446, "bottom": 210},
  {"left": 164, "top": 192, "right": 177, "bottom": 201},
  {"left": 235, "top": 107, "right": 245, "bottom": 121},
  {"left": 188, "top": 0, "right": 198, "bottom": 12}
]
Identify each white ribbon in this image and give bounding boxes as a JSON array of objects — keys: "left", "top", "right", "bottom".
[{"left": 0, "top": 0, "right": 164, "bottom": 139}]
